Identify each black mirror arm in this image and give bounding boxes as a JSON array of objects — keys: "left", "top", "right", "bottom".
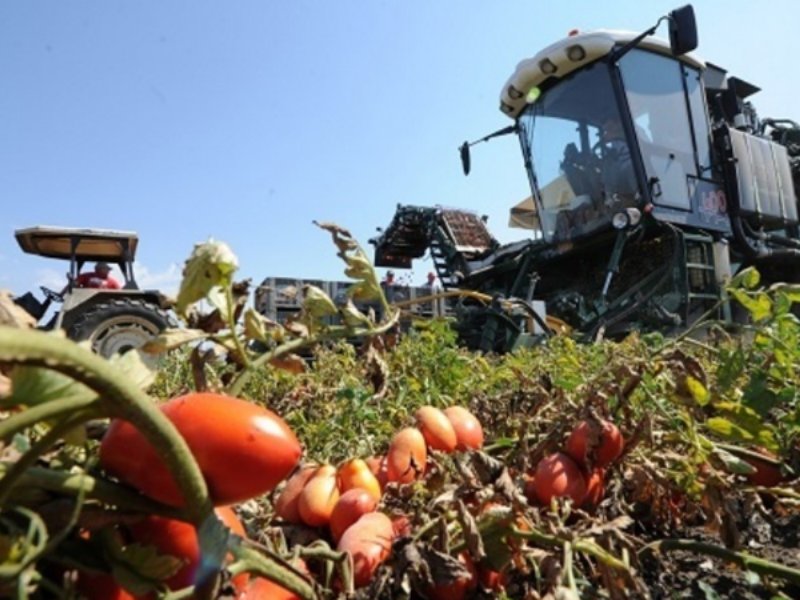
[{"left": 609, "top": 17, "right": 666, "bottom": 64}]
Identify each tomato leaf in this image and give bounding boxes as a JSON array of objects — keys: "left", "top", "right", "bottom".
[
  {"left": 685, "top": 375, "right": 710, "bottom": 406},
  {"left": 5, "top": 364, "right": 97, "bottom": 409},
  {"left": 728, "top": 289, "right": 772, "bottom": 322},
  {"left": 141, "top": 328, "right": 209, "bottom": 354},
  {"left": 712, "top": 448, "right": 756, "bottom": 475},
  {"left": 729, "top": 267, "right": 760, "bottom": 290},
  {"left": 176, "top": 240, "right": 239, "bottom": 317},
  {"left": 110, "top": 349, "right": 156, "bottom": 390}
]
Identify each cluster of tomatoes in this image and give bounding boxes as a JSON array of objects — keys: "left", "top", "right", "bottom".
[
  {"left": 89, "top": 392, "right": 305, "bottom": 599},
  {"left": 272, "top": 404, "right": 485, "bottom": 591},
  {"left": 85, "top": 391, "right": 630, "bottom": 598},
  {"left": 524, "top": 418, "right": 624, "bottom": 509}
]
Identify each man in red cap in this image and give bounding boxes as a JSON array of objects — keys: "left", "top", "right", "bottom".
[{"left": 75, "top": 262, "right": 122, "bottom": 290}]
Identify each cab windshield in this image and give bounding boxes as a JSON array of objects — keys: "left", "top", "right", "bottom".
[{"left": 519, "top": 62, "right": 643, "bottom": 243}]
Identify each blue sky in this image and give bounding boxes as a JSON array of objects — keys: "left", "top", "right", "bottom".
[{"left": 2, "top": 1, "right": 799, "bottom": 298}]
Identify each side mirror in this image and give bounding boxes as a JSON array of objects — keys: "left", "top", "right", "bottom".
[
  {"left": 668, "top": 4, "right": 698, "bottom": 55},
  {"left": 459, "top": 141, "right": 471, "bottom": 176}
]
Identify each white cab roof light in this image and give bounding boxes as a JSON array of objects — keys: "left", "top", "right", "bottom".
[{"left": 499, "top": 29, "right": 705, "bottom": 119}]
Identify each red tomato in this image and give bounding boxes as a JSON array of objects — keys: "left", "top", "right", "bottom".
[
  {"left": 329, "top": 488, "right": 378, "bottom": 542},
  {"left": 415, "top": 406, "right": 458, "bottom": 452},
  {"left": 127, "top": 507, "right": 248, "bottom": 593},
  {"left": 478, "top": 566, "right": 507, "bottom": 592},
  {"left": 75, "top": 572, "right": 137, "bottom": 600},
  {"left": 100, "top": 393, "right": 302, "bottom": 506},
  {"left": 275, "top": 465, "right": 319, "bottom": 523},
  {"left": 386, "top": 428, "right": 427, "bottom": 484},
  {"left": 443, "top": 407, "right": 484, "bottom": 451},
  {"left": 531, "top": 452, "right": 587, "bottom": 506},
  {"left": 582, "top": 468, "right": 606, "bottom": 508},
  {"left": 336, "top": 512, "right": 393, "bottom": 588},
  {"left": 236, "top": 559, "right": 309, "bottom": 600},
  {"left": 337, "top": 459, "right": 382, "bottom": 502},
  {"left": 425, "top": 552, "right": 477, "bottom": 600},
  {"left": 744, "top": 451, "right": 786, "bottom": 487},
  {"left": 565, "top": 419, "right": 623, "bottom": 468},
  {"left": 297, "top": 465, "right": 340, "bottom": 527}
]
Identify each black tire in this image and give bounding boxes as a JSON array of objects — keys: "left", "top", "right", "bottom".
[{"left": 67, "top": 298, "right": 175, "bottom": 358}]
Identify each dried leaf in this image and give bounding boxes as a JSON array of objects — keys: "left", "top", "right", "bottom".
[
  {"left": 269, "top": 354, "right": 307, "bottom": 375},
  {"left": 0, "top": 291, "right": 37, "bottom": 328}
]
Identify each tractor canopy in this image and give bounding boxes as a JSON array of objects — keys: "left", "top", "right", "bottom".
[{"left": 15, "top": 226, "right": 139, "bottom": 263}]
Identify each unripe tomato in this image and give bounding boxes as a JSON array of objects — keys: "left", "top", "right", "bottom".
[
  {"left": 424, "top": 551, "right": 477, "bottom": 600},
  {"left": 337, "top": 459, "right": 382, "bottom": 502},
  {"left": 127, "top": 507, "right": 248, "bottom": 593},
  {"left": 298, "top": 465, "right": 340, "bottom": 527},
  {"left": 583, "top": 468, "right": 606, "bottom": 508},
  {"left": 531, "top": 452, "right": 587, "bottom": 506},
  {"left": 443, "top": 406, "right": 484, "bottom": 451},
  {"left": 415, "top": 406, "right": 458, "bottom": 452},
  {"left": 386, "top": 428, "right": 427, "bottom": 484},
  {"left": 100, "top": 393, "right": 302, "bottom": 506},
  {"left": 236, "top": 559, "right": 309, "bottom": 600},
  {"left": 565, "top": 419, "right": 623, "bottom": 468},
  {"left": 336, "top": 512, "right": 393, "bottom": 588},
  {"left": 329, "top": 488, "right": 378, "bottom": 542},
  {"left": 275, "top": 465, "right": 319, "bottom": 523}
]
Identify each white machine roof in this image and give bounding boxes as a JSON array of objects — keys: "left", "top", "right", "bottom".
[{"left": 499, "top": 29, "right": 705, "bottom": 119}]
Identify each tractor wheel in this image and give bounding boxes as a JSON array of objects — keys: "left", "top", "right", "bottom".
[{"left": 67, "top": 299, "right": 174, "bottom": 358}]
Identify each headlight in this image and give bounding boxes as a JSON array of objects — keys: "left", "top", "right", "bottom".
[{"left": 612, "top": 212, "right": 629, "bottom": 230}]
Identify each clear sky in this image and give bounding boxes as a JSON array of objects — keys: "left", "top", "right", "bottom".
[{"left": 2, "top": 1, "right": 799, "bottom": 298}]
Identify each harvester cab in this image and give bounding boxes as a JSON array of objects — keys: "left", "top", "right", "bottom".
[
  {"left": 372, "top": 4, "right": 800, "bottom": 352},
  {"left": 13, "top": 227, "right": 174, "bottom": 358}
]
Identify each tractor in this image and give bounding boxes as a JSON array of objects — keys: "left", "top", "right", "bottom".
[
  {"left": 371, "top": 5, "right": 800, "bottom": 352},
  {"left": 12, "top": 226, "right": 175, "bottom": 357}
]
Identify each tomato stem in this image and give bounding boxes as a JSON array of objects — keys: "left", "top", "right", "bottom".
[
  {"left": 0, "top": 328, "right": 212, "bottom": 525},
  {"left": 0, "top": 463, "right": 187, "bottom": 520},
  {"left": 231, "top": 545, "right": 318, "bottom": 600},
  {"left": 227, "top": 310, "right": 400, "bottom": 397},
  {"left": 643, "top": 539, "right": 800, "bottom": 585},
  {"left": 0, "top": 396, "right": 98, "bottom": 443},
  {"left": 0, "top": 410, "right": 93, "bottom": 506}
]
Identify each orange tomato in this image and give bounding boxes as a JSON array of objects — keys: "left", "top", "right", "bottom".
[
  {"left": 329, "top": 488, "right": 378, "bottom": 542},
  {"left": 275, "top": 465, "right": 319, "bottom": 523},
  {"left": 337, "top": 459, "right": 382, "bottom": 502},
  {"left": 415, "top": 406, "right": 458, "bottom": 452},
  {"left": 386, "top": 428, "right": 427, "bottom": 484},
  {"left": 530, "top": 452, "right": 587, "bottom": 506},
  {"left": 236, "top": 559, "right": 309, "bottom": 600},
  {"left": 565, "top": 419, "right": 623, "bottom": 468},
  {"left": 337, "top": 512, "right": 393, "bottom": 588},
  {"left": 443, "top": 406, "right": 484, "bottom": 451},
  {"left": 298, "top": 465, "right": 340, "bottom": 527},
  {"left": 127, "top": 507, "right": 248, "bottom": 593}
]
